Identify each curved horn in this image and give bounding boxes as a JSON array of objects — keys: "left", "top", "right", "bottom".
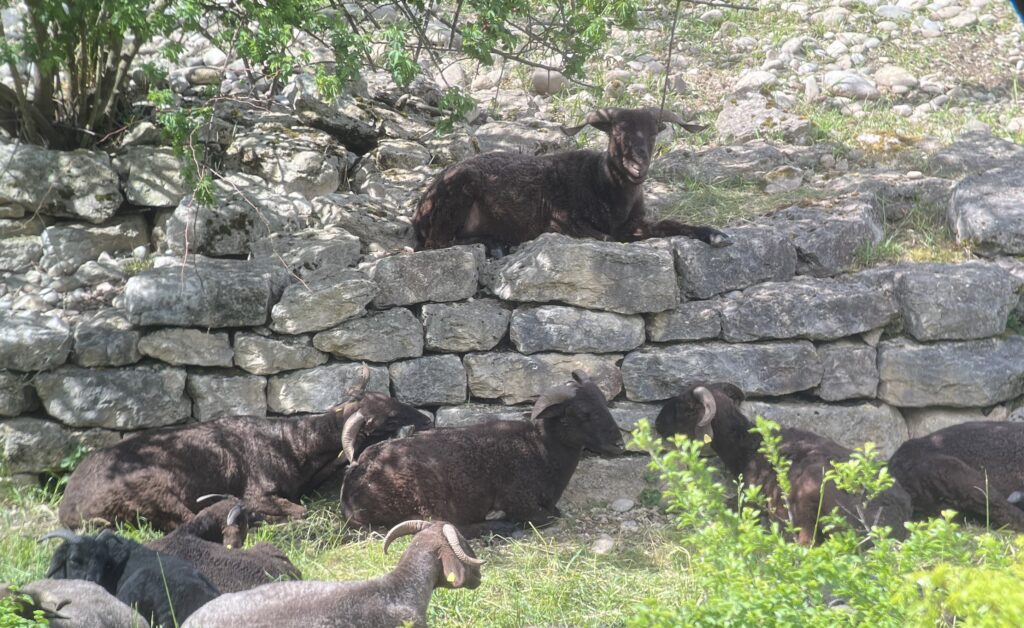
[
  {"left": 383, "top": 520, "right": 432, "bottom": 554},
  {"left": 347, "top": 363, "right": 372, "bottom": 399},
  {"left": 443, "top": 524, "right": 484, "bottom": 566},
  {"left": 38, "top": 529, "right": 81, "bottom": 544},
  {"left": 530, "top": 383, "right": 578, "bottom": 420},
  {"left": 562, "top": 108, "right": 617, "bottom": 136},
  {"left": 341, "top": 410, "right": 367, "bottom": 463},
  {"left": 197, "top": 493, "right": 232, "bottom": 504},
  {"left": 693, "top": 386, "right": 717, "bottom": 427},
  {"left": 646, "top": 107, "right": 708, "bottom": 134},
  {"left": 226, "top": 503, "right": 245, "bottom": 527}
]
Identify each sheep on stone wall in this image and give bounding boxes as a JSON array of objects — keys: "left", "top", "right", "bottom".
[
  {"left": 412, "top": 107, "right": 732, "bottom": 253},
  {"left": 888, "top": 421, "right": 1024, "bottom": 531},
  {"left": 341, "top": 371, "right": 625, "bottom": 537},
  {"left": 655, "top": 382, "right": 912, "bottom": 544}
]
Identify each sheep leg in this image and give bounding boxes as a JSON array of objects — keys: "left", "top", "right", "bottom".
[
  {"left": 249, "top": 496, "right": 307, "bottom": 523},
  {"left": 457, "top": 521, "right": 523, "bottom": 539},
  {"left": 902, "top": 456, "right": 1024, "bottom": 532},
  {"left": 638, "top": 219, "right": 732, "bottom": 247}
]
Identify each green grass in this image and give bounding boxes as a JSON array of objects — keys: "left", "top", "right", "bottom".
[
  {"left": 857, "top": 199, "right": 970, "bottom": 267},
  {"left": 659, "top": 177, "right": 828, "bottom": 228}
]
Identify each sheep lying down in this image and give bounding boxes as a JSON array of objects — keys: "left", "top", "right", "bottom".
[{"left": 413, "top": 107, "right": 732, "bottom": 254}]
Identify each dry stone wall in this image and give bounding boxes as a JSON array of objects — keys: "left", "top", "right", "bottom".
[{"left": 3, "top": 230, "right": 1024, "bottom": 481}]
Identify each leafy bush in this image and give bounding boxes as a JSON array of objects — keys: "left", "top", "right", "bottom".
[
  {"left": 628, "top": 419, "right": 1024, "bottom": 627},
  {"left": 0, "top": 588, "right": 47, "bottom": 628}
]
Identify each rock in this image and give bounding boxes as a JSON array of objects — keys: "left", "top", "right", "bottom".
[
  {"left": 293, "top": 95, "right": 379, "bottom": 155},
  {"left": 741, "top": 400, "right": 907, "bottom": 458},
  {"left": 34, "top": 365, "right": 190, "bottom": 429},
  {"left": 313, "top": 307, "right": 423, "bottom": 362},
  {"left": 903, "top": 406, "right": 1008, "bottom": 439},
  {"left": 187, "top": 372, "right": 267, "bottom": 420},
  {"left": 646, "top": 301, "right": 722, "bottom": 342},
  {"left": 464, "top": 352, "right": 622, "bottom": 404},
  {"left": 876, "top": 5, "right": 912, "bottom": 19},
  {"left": 138, "top": 329, "right": 233, "bottom": 366},
  {"left": 389, "top": 355, "right": 467, "bottom": 406},
  {"left": 823, "top": 70, "right": 879, "bottom": 100},
  {"left": 124, "top": 257, "right": 289, "bottom": 327},
  {"left": 0, "top": 370, "right": 35, "bottom": 416},
  {"left": 716, "top": 94, "right": 814, "bottom": 145},
  {"left": 621, "top": 341, "right": 822, "bottom": 401},
  {"left": 369, "top": 246, "right": 481, "bottom": 307},
  {"left": 652, "top": 141, "right": 789, "bottom": 185},
  {"left": 112, "top": 147, "right": 187, "bottom": 207},
  {"left": 607, "top": 400, "right": 662, "bottom": 431},
  {"left": 72, "top": 309, "right": 141, "bottom": 367},
  {"left": 948, "top": 160, "right": 1024, "bottom": 256},
  {"left": 224, "top": 123, "right": 347, "bottom": 199},
  {"left": 895, "top": 262, "right": 1019, "bottom": 340},
  {"left": 673, "top": 227, "right": 797, "bottom": 299},
  {"left": 765, "top": 199, "right": 882, "bottom": 277},
  {"left": 947, "top": 11, "right": 977, "bottom": 28},
  {"left": 0, "top": 236, "right": 42, "bottom": 271},
  {"left": 816, "top": 341, "right": 878, "bottom": 401},
  {"left": 421, "top": 299, "right": 511, "bottom": 352},
  {"left": 720, "top": 273, "right": 898, "bottom": 342},
  {"left": 530, "top": 68, "right": 566, "bottom": 95},
  {"left": 488, "top": 234, "right": 678, "bottom": 315},
  {"left": 591, "top": 535, "right": 616, "bottom": 554},
  {"left": 611, "top": 498, "right": 635, "bottom": 513},
  {"left": 510, "top": 305, "right": 645, "bottom": 354},
  {"left": 165, "top": 174, "right": 315, "bottom": 257},
  {"left": 928, "top": 131, "right": 1024, "bottom": 179},
  {"left": 0, "top": 418, "right": 71, "bottom": 474},
  {"left": 764, "top": 165, "right": 803, "bottom": 193},
  {"left": 434, "top": 403, "right": 530, "bottom": 427},
  {"left": 0, "top": 313, "right": 72, "bottom": 371},
  {"left": 812, "top": 6, "right": 850, "bottom": 26},
  {"left": 41, "top": 215, "right": 149, "bottom": 270},
  {"left": 361, "top": 139, "right": 432, "bottom": 171},
  {"left": 878, "top": 337, "right": 1024, "bottom": 407},
  {"left": 233, "top": 332, "right": 327, "bottom": 375},
  {"left": 267, "top": 363, "right": 389, "bottom": 414},
  {"left": 473, "top": 119, "right": 570, "bottom": 155},
  {"left": 732, "top": 70, "right": 777, "bottom": 94},
  {"left": 122, "top": 121, "right": 162, "bottom": 146},
  {"left": 873, "top": 65, "right": 919, "bottom": 91},
  {"left": 0, "top": 144, "right": 122, "bottom": 223},
  {"left": 270, "top": 268, "right": 377, "bottom": 335},
  {"left": 311, "top": 193, "right": 416, "bottom": 253},
  {"left": 186, "top": 66, "right": 222, "bottom": 85},
  {"left": 203, "top": 47, "right": 228, "bottom": 66},
  {"left": 827, "top": 173, "right": 953, "bottom": 222},
  {"left": 560, "top": 456, "right": 653, "bottom": 509},
  {"left": 250, "top": 227, "right": 362, "bottom": 273},
  {"left": 0, "top": 214, "right": 50, "bottom": 238}
]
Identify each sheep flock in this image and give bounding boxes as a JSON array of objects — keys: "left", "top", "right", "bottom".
[{"left": 5, "top": 107, "right": 1022, "bottom": 627}]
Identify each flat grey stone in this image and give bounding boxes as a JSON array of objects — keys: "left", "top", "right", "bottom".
[
  {"left": 434, "top": 403, "right": 530, "bottom": 427},
  {"left": 621, "top": 341, "right": 822, "bottom": 401},
  {"left": 113, "top": 146, "right": 187, "bottom": 207},
  {"left": 250, "top": 227, "right": 362, "bottom": 273},
  {"left": 0, "top": 418, "right": 71, "bottom": 474},
  {"left": 270, "top": 268, "right": 377, "bottom": 335},
  {"left": 0, "top": 236, "right": 42, "bottom": 272},
  {"left": 138, "top": 329, "right": 233, "bottom": 366},
  {"left": 370, "top": 246, "right": 482, "bottom": 307},
  {"left": 34, "top": 365, "right": 190, "bottom": 429},
  {"left": 421, "top": 299, "right": 511, "bottom": 352},
  {"left": 389, "top": 355, "right": 467, "bottom": 406},
  {"left": 948, "top": 161, "right": 1024, "bottom": 256},
  {"left": 646, "top": 301, "right": 722, "bottom": 342},
  {"left": 72, "top": 309, "right": 141, "bottom": 367},
  {"left": 716, "top": 94, "right": 814, "bottom": 145},
  {"left": 878, "top": 337, "right": 1024, "bottom": 407},
  {"left": 816, "top": 341, "right": 878, "bottom": 401},
  {"left": 0, "top": 370, "right": 36, "bottom": 417},
  {"left": 267, "top": 363, "right": 389, "bottom": 414},
  {"left": 742, "top": 399, "right": 907, "bottom": 457},
  {"left": 903, "top": 406, "right": 1008, "bottom": 439},
  {"left": 313, "top": 308, "right": 423, "bottom": 362},
  {"left": 928, "top": 131, "right": 1024, "bottom": 179},
  {"left": 488, "top": 234, "right": 678, "bottom": 315},
  {"left": 464, "top": 352, "right": 622, "bottom": 405},
  {"left": 233, "top": 332, "right": 327, "bottom": 375},
  {"left": 560, "top": 456, "right": 653, "bottom": 510},
  {"left": 673, "top": 228, "right": 796, "bottom": 299},
  {"left": 187, "top": 372, "right": 267, "bottom": 420},
  {"left": 510, "top": 305, "right": 644, "bottom": 354},
  {"left": 0, "top": 144, "right": 122, "bottom": 223},
  {"left": 41, "top": 215, "right": 149, "bottom": 269},
  {"left": 765, "top": 199, "right": 882, "bottom": 277},
  {"left": 608, "top": 400, "right": 663, "bottom": 431},
  {"left": 0, "top": 313, "right": 72, "bottom": 372}
]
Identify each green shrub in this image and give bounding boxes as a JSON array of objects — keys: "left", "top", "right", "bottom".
[{"left": 628, "top": 419, "right": 1024, "bottom": 626}]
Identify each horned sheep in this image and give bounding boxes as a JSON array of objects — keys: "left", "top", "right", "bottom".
[
  {"left": 181, "top": 520, "right": 482, "bottom": 628},
  {"left": 888, "top": 421, "right": 1024, "bottom": 531},
  {"left": 58, "top": 391, "right": 431, "bottom": 532},
  {"left": 655, "top": 382, "right": 912, "bottom": 544},
  {"left": 341, "top": 371, "right": 625, "bottom": 537},
  {"left": 412, "top": 107, "right": 732, "bottom": 254}
]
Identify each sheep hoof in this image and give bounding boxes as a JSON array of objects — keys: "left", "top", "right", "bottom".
[
  {"left": 485, "top": 510, "right": 506, "bottom": 521},
  {"left": 708, "top": 233, "right": 733, "bottom": 248}
]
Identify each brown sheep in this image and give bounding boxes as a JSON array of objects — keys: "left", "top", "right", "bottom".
[
  {"left": 655, "top": 382, "right": 912, "bottom": 544},
  {"left": 412, "top": 107, "right": 731, "bottom": 254}
]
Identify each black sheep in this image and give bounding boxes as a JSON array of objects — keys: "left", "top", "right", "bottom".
[
  {"left": 41, "top": 529, "right": 219, "bottom": 627},
  {"left": 655, "top": 382, "right": 912, "bottom": 544},
  {"left": 341, "top": 371, "right": 625, "bottom": 537},
  {"left": 888, "top": 421, "right": 1024, "bottom": 531},
  {"left": 412, "top": 107, "right": 731, "bottom": 253},
  {"left": 59, "top": 391, "right": 431, "bottom": 532}
]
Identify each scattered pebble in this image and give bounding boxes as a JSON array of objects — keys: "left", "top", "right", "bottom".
[
  {"left": 611, "top": 498, "right": 635, "bottom": 513},
  {"left": 591, "top": 535, "right": 616, "bottom": 555}
]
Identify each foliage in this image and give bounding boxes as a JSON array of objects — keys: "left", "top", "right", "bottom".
[
  {"left": 0, "top": 0, "right": 643, "bottom": 148},
  {"left": 0, "top": 589, "right": 48, "bottom": 628},
  {"left": 628, "top": 419, "right": 1024, "bottom": 627}
]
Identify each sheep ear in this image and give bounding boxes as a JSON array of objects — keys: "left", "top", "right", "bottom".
[
  {"left": 648, "top": 108, "right": 707, "bottom": 134},
  {"left": 562, "top": 108, "right": 616, "bottom": 136},
  {"left": 440, "top": 549, "right": 467, "bottom": 588}
]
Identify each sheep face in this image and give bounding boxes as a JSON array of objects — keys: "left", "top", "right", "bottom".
[
  {"left": 44, "top": 531, "right": 126, "bottom": 592},
  {"left": 384, "top": 521, "right": 483, "bottom": 590},
  {"left": 655, "top": 382, "right": 746, "bottom": 443},
  {"left": 534, "top": 371, "right": 624, "bottom": 455},
  {"left": 339, "top": 393, "right": 434, "bottom": 462}
]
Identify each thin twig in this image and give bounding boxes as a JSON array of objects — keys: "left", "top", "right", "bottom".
[{"left": 660, "top": 0, "right": 683, "bottom": 113}]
